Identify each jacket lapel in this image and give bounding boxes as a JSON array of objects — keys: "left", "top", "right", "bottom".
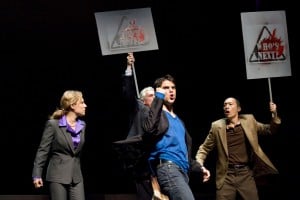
[
  {"left": 75, "top": 128, "right": 85, "bottom": 153},
  {"left": 60, "top": 127, "right": 76, "bottom": 154},
  {"left": 218, "top": 119, "right": 229, "bottom": 156},
  {"left": 240, "top": 116, "right": 256, "bottom": 149}
]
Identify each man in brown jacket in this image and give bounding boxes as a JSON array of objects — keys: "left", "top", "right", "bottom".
[{"left": 196, "top": 97, "right": 280, "bottom": 200}]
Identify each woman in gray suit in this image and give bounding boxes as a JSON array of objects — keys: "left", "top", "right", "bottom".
[{"left": 32, "top": 90, "right": 87, "bottom": 200}]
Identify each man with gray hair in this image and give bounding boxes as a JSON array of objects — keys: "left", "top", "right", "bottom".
[{"left": 114, "top": 53, "right": 155, "bottom": 200}]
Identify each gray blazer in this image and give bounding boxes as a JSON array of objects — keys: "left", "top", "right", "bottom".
[{"left": 32, "top": 119, "right": 86, "bottom": 184}]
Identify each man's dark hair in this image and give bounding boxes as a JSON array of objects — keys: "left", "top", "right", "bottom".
[{"left": 153, "top": 74, "right": 175, "bottom": 88}]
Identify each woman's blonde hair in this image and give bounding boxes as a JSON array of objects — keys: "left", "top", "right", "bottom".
[{"left": 50, "top": 90, "right": 83, "bottom": 119}]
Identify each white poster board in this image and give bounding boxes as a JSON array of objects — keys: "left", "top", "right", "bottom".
[
  {"left": 241, "top": 10, "right": 291, "bottom": 79},
  {"left": 95, "top": 7, "right": 159, "bottom": 56}
]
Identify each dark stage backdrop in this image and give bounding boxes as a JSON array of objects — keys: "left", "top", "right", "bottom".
[{"left": 1, "top": 0, "right": 299, "bottom": 199}]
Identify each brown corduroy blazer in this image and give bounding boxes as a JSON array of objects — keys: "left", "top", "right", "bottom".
[{"left": 196, "top": 114, "right": 281, "bottom": 189}]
